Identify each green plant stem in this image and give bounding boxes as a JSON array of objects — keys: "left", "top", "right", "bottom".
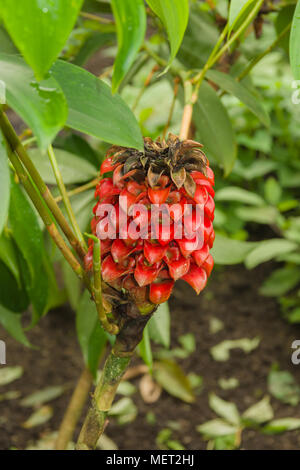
[
  {"left": 80, "top": 11, "right": 114, "bottom": 24},
  {"left": 54, "top": 178, "right": 99, "bottom": 203},
  {"left": 76, "top": 351, "right": 131, "bottom": 450},
  {"left": 180, "top": 0, "right": 264, "bottom": 139},
  {"left": 48, "top": 144, "right": 87, "bottom": 251},
  {"left": 237, "top": 21, "right": 292, "bottom": 81},
  {"left": 5, "top": 143, "right": 88, "bottom": 284},
  {"left": 0, "top": 109, "right": 86, "bottom": 260},
  {"left": 86, "top": 234, "right": 119, "bottom": 335}
]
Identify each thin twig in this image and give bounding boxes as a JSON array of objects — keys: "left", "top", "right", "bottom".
[
  {"left": 162, "top": 77, "right": 180, "bottom": 140},
  {"left": 54, "top": 178, "right": 99, "bottom": 204},
  {"left": 80, "top": 11, "right": 113, "bottom": 24},
  {"left": 48, "top": 144, "right": 87, "bottom": 251}
]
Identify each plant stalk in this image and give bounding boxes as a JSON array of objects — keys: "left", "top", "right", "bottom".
[
  {"left": 0, "top": 109, "right": 86, "bottom": 260},
  {"left": 47, "top": 144, "right": 87, "bottom": 251}
]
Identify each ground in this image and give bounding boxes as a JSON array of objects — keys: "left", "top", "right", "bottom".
[{"left": 1, "top": 264, "right": 300, "bottom": 450}]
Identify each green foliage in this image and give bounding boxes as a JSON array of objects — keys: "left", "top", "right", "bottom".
[
  {"left": 0, "top": 0, "right": 84, "bottom": 80},
  {"left": 111, "top": 0, "right": 146, "bottom": 93}
]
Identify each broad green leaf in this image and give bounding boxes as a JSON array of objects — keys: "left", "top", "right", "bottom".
[
  {"left": 76, "top": 290, "right": 107, "bottom": 377},
  {"left": 61, "top": 259, "right": 81, "bottom": 311},
  {"left": 0, "top": 0, "right": 84, "bottom": 80},
  {"left": 0, "top": 365, "right": 23, "bottom": 385},
  {"left": 0, "top": 306, "right": 30, "bottom": 346},
  {"left": 210, "top": 338, "right": 260, "bottom": 362},
  {"left": 51, "top": 60, "right": 144, "bottom": 150},
  {"left": 242, "top": 396, "right": 274, "bottom": 425},
  {"left": 20, "top": 385, "right": 66, "bottom": 407},
  {"left": 0, "top": 133, "right": 10, "bottom": 234},
  {"left": 28, "top": 148, "right": 97, "bottom": 185},
  {"left": 209, "top": 394, "right": 240, "bottom": 426},
  {"left": 22, "top": 405, "right": 53, "bottom": 429},
  {"left": 196, "top": 419, "right": 238, "bottom": 438},
  {"left": 245, "top": 239, "right": 298, "bottom": 269},
  {"left": 260, "top": 267, "right": 300, "bottom": 297},
  {"left": 206, "top": 70, "right": 270, "bottom": 127},
  {"left": 228, "top": 0, "right": 256, "bottom": 35},
  {"left": 264, "top": 177, "right": 282, "bottom": 205},
  {"left": 9, "top": 179, "right": 44, "bottom": 286},
  {"left": 275, "top": 5, "right": 295, "bottom": 54},
  {"left": 268, "top": 369, "right": 300, "bottom": 406},
  {"left": 56, "top": 134, "right": 101, "bottom": 168},
  {"left": 0, "top": 233, "right": 21, "bottom": 287},
  {"left": 111, "top": 0, "right": 146, "bottom": 93},
  {"left": 108, "top": 397, "right": 138, "bottom": 425},
  {"left": 0, "top": 260, "right": 29, "bottom": 312},
  {"left": 69, "top": 190, "right": 95, "bottom": 232},
  {"left": 0, "top": 26, "right": 18, "bottom": 54},
  {"left": 290, "top": 0, "right": 300, "bottom": 79},
  {"left": 263, "top": 418, "right": 300, "bottom": 434},
  {"left": 0, "top": 54, "right": 67, "bottom": 149},
  {"left": 215, "top": 186, "right": 265, "bottom": 206},
  {"left": 153, "top": 359, "right": 195, "bottom": 404},
  {"left": 211, "top": 234, "right": 257, "bottom": 265},
  {"left": 235, "top": 206, "right": 279, "bottom": 225},
  {"left": 139, "top": 326, "right": 153, "bottom": 372},
  {"left": 146, "top": 0, "right": 189, "bottom": 65},
  {"left": 194, "top": 81, "right": 236, "bottom": 175},
  {"left": 148, "top": 302, "right": 170, "bottom": 348}
]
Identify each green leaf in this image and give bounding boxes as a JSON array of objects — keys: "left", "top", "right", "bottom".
[
  {"left": 9, "top": 179, "right": 44, "bottom": 286},
  {"left": 0, "top": 54, "right": 67, "bottom": 149},
  {"left": 290, "top": 0, "right": 300, "bottom": 79},
  {"left": 0, "top": 365, "right": 23, "bottom": 385},
  {"left": 0, "top": 232, "right": 21, "bottom": 287},
  {"left": 194, "top": 81, "right": 236, "bottom": 175},
  {"left": 0, "top": 26, "right": 18, "bottom": 54},
  {"left": 211, "top": 234, "right": 257, "bottom": 265},
  {"left": 0, "top": 260, "right": 29, "bottom": 312},
  {"left": 245, "top": 239, "right": 298, "bottom": 269},
  {"left": 210, "top": 338, "right": 260, "bottom": 362},
  {"left": 242, "top": 396, "right": 274, "bottom": 425},
  {"left": 20, "top": 385, "right": 66, "bottom": 408},
  {"left": 0, "top": 133, "right": 10, "bottom": 234},
  {"left": 196, "top": 419, "right": 238, "bottom": 438},
  {"left": 139, "top": 326, "right": 153, "bottom": 372},
  {"left": 76, "top": 290, "right": 107, "bottom": 377},
  {"left": 263, "top": 418, "right": 300, "bottom": 434},
  {"left": 22, "top": 405, "right": 53, "bottom": 428},
  {"left": 228, "top": 0, "right": 256, "bottom": 35},
  {"left": 268, "top": 369, "right": 300, "bottom": 406},
  {"left": 28, "top": 148, "right": 98, "bottom": 185},
  {"left": 109, "top": 397, "right": 138, "bottom": 425},
  {"left": 148, "top": 302, "right": 170, "bottom": 348},
  {"left": 51, "top": 60, "right": 144, "bottom": 150},
  {"left": 61, "top": 259, "right": 81, "bottom": 311},
  {"left": 206, "top": 70, "right": 270, "bottom": 127},
  {"left": 146, "top": 0, "right": 189, "bottom": 65},
  {"left": 0, "top": 0, "right": 84, "bottom": 80},
  {"left": 111, "top": 0, "right": 146, "bottom": 93},
  {"left": 153, "top": 359, "right": 195, "bottom": 404},
  {"left": 235, "top": 206, "right": 279, "bottom": 225},
  {"left": 260, "top": 267, "right": 300, "bottom": 297},
  {"left": 264, "top": 177, "right": 282, "bottom": 205},
  {"left": 209, "top": 393, "right": 240, "bottom": 426},
  {"left": 215, "top": 186, "right": 265, "bottom": 206},
  {"left": 0, "top": 306, "right": 30, "bottom": 346}
]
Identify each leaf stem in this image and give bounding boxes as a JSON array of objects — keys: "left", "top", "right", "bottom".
[
  {"left": 54, "top": 178, "right": 99, "bottom": 203},
  {"left": 0, "top": 109, "right": 86, "bottom": 260},
  {"left": 48, "top": 144, "right": 87, "bottom": 251},
  {"left": 5, "top": 141, "right": 88, "bottom": 284},
  {"left": 80, "top": 11, "right": 114, "bottom": 24}
]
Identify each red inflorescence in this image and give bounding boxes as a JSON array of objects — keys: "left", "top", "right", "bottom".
[{"left": 85, "top": 137, "right": 215, "bottom": 311}]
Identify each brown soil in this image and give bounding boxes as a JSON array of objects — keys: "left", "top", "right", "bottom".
[{"left": 1, "top": 264, "right": 300, "bottom": 450}]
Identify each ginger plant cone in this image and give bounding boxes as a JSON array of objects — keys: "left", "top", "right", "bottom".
[
  {"left": 85, "top": 133, "right": 215, "bottom": 314},
  {"left": 78, "top": 134, "right": 215, "bottom": 449}
]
